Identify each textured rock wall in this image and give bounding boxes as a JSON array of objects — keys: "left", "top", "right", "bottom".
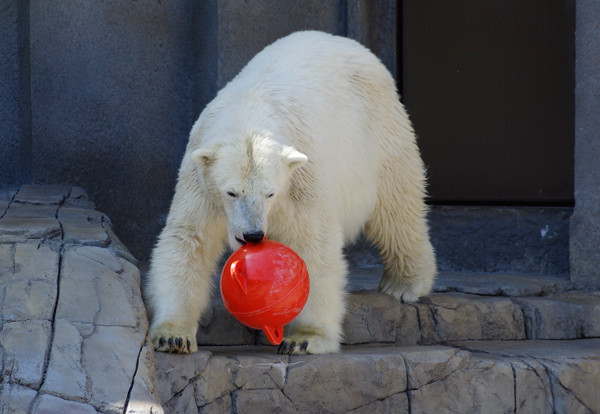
[
  {"left": 0, "top": 186, "right": 162, "bottom": 413},
  {"left": 155, "top": 340, "right": 600, "bottom": 413},
  {"left": 2, "top": 186, "right": 599, "bottom": 413}
]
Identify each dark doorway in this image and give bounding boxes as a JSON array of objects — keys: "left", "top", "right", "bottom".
[{"left": 400, "top": 1, "right": 575, "bottom": 205}]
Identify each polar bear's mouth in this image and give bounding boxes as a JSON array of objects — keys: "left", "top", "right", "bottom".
[{"left": 235, "top": 237, "right": 247, "bottom": 245}]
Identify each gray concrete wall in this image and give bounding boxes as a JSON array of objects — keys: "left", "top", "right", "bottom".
[
  {"left": 28, "top": 0, "right": 203, "bottom": 258},
  {"left": 213, "top": 0, "right": 397, "bottom": 88},
  {"left": 346, "top": 0, "right": 397, "bottom": 79},
  {"left": 215, "top": 0, "right": 343, "bottom": 88},
  {"left": 570, "top": 0, "right": 600, "bottom": 286},
  {"left": 1, "top": 0, "right": 597, "bottom": 283},
  {"left": 0, "top": 1, "right": 30, "bottom": 187},
  {"left": 346, "top": 207, "right": 572, "bottom": 276},
  {"left": 2, "top": 0, "right": 396, "bottom": 260}
]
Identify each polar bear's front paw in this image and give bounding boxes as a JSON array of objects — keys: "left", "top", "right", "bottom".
[
  {"left": 276, "top": 334, "right": 340, "bottom": 355},
  {"left": 151, "top": 323, "right": 198, "bottom": 354}
]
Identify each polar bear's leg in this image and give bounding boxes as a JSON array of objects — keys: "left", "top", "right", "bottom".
[
  {"left": 275, "top": 231, "right": 347, "bottom": 355},
  {"left": 146, "top": 213, "right": 225, "bottom": 353},
  {"left": 364, "top": 158, "right": 437, "bottom": 303}
]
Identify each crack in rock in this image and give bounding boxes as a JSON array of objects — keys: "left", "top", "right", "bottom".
[
  {"left": 403, "top": 348, "right": 471, "bottom": 392},
  {"left": 122, "top": 334, "right": 147, "bottom": 414}
]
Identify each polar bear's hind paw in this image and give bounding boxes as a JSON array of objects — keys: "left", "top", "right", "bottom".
[
  {"left": 277, "top": 340, "right": 308, "bottom": 354},
  {"left": 276, "top": 333, "right": 340, "bottom": 355}
]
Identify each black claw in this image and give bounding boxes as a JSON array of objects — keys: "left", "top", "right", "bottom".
[
  {"left": 158, "top": 337, "right": 165, "bottom": 348},
  {"left": 177, "top": 337, "right": 183, "bottom": 349},
  {"left": 186, "top": 339, "right": 191, "bottom": 351},
  {"left": 167, "top": 338, "right": 173, "bottom": 349},
  {"left": 275, "top": 340, "right": 309, "bottom": 354}
]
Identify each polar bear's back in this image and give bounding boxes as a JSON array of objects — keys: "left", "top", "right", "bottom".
[
  {"left": 197, "top": 31, "right": 418, "bottom": 239},
  {"left": 237, "top": 31, "right": 400, "bottom": 116},
  {"left": 206, "top": 31, "right": 411, "bottom": 146},
  {"left": 225, "top": 31, "right": 412, "bottom": 161},
  {"left": 240, "top": 31, "right": 389, "bottom": 86}
]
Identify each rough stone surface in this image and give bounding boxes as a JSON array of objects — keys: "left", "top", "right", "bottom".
[
  {"left": 13, "top": 184, "right": 70, "bottom": 205},
  {"left": 0, "top": 383, "right": 38, "bottom": 414},
  {"left": 1, "top": 320, "right": 51, "bottom": 388},
  {"left": 2, "top": 185, "right": 600, "bottom": 413},
  {"left": 516, "top": 291, "right": 600, "bottom": 339},
  {"left": 190, "top": 269, "right": 599, "bottom": 347},
  {"left": 155, "top": 340, "right": 600, "bottom": 414},
  {"left": 409, "top": 354, "right": 515, "bottom": 414},
  {"left": 32, "top": 393, "right": 99, "bottom": 414},
  {"left": 1, "top": 242, "right": 59, "bottom": 322},
  {"left": 55, "top": 246, "right": 144, "bottom": 327},
  {"left": 58, "top": 207, "right": 110, "bottom": 246},
  {"left": 344, "top": 292, "right": 420, "bottom": 345},
  {"left": 433, "top": 271, "right": 572, "bottom": 296},
  {"left": 402, "top": 346, "right": 470, "bottom": 390},
  {"left": 417, "top": 293, "right": 526, "bottom": 343},
  {"left": 0, "top": 186, "right": 162, "bottom": 414},
  {"left": 453, "top": 339, "right": 600, "bottom": 414},
  {"left": 155, "top": 346, "right": 409, "bottom": 414},
  {"left": 125, "top": 341, "right": 163, "bottom": 414},
  {"left": 512, "top": 358, "right": 553, "bottom": 413},
  {"left": 0, "top": 216, "right": 61, "bottom": 243},
  {"left": 284, "top": 348, "right": 407, "bottom": 413},
  {"left": 197, "top": 297, "right": 257, "bottom": 346}
]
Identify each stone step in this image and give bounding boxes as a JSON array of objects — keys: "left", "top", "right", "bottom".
[
  {"left": 154, "top": 338, "right": 600, "bottom": 413},
  {"left": 0, "top": 186, "right": 162, "bottom": 413},
  {"left": 3, "top": 185, "right": 599, "bottom": 414},
  {"left": 195, "top": 269, "right": 599, "bottom": 347}
]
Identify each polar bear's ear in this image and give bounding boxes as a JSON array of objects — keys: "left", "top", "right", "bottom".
[
  {"left": 191, "top": 147, "right": 216, "bottom": 167},
  {"left": 282, "top": 148, "right": 308, "bottom": 171}
]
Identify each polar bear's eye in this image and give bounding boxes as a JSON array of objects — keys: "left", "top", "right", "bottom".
[
  {"left": 266, "top": 193, "right": 275, "bottom": 199},
  {"left": 226, "top": 191, "right": 237, "bottom": 198}
]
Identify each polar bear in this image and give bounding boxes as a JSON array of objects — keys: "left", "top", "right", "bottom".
[{"left": 145, "top": 31, "right": 436, "bottom": 355}]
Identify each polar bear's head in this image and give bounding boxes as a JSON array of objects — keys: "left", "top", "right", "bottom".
[{"left": 191, "top": 133, "right": 307, "bottom": 250}]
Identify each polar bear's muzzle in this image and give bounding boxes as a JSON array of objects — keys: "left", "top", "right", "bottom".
[
  {"left": 227, "top": 196, "right": 268, "bottom": 249},
  {"left": 240, "top": 231, "right": 265, "bottom": 244},
  {"left": 234, "top": 231, "right": 265, "bottom": 245},
  {"left": 231, "top": 230, "right": 265, "bottom": 249}
]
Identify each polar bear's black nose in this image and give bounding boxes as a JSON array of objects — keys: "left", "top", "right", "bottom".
[{"left": 243, "top": 232, "right": 265, "bottom": 243}]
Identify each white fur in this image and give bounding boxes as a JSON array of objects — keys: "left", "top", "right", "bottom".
[{"left": 145, "top": 31, "right": 436, "bottom": 355}]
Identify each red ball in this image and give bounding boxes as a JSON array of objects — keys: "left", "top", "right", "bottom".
[{"left": 220, "top": 239, "right": 310, "bottom": 345}]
